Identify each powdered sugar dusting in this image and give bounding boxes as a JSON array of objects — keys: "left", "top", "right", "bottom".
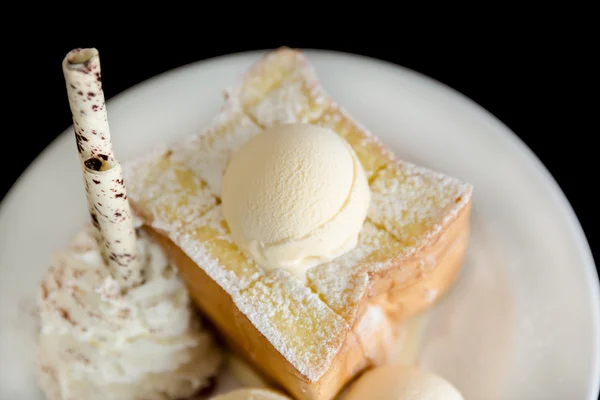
[
  {"left": 314, "top": 103, "right": 395, "bottom": 180},
  {"left": 238, "top": 269, "right": 348, "bottom": 381},
  {"left": 307, "top": 222, "right": 404, "bottom": 323},
  {"left": 368, "top": 160, "right": 473, "bottom": 248},
  {"left": 170, "top": 103, "right": 262, "bottom": 196},
  {"left": 247, "top": 68, "right": 331, "bottom": 127},
  {"left": 173, "top": 207, "right": 264, "bottom": 294},
  {"left": 123, "top": 152, "right": 218, "bottom": 236},
  {"left": 224, "top": 48, "right": 302, "bottom": 109}
]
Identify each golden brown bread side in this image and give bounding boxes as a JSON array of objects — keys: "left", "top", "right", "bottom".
[{"left": 136, "top": 196, "right": 470, "bottom": 400}]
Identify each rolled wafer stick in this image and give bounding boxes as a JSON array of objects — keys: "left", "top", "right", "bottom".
[
  {"left": 62, "top": 48, "right": 144, "bottom": 289},
  {"left": 82, "top": 156, "right": 143, "bottom": 288},
  {"left": 62, "top": 48, "right": 113, "bottom": 161}
]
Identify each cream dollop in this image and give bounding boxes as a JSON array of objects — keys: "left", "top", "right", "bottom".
[
  {"left": 344, "top": 365, "right": 464, "bottom": 400},
  {"left": 36, "top": 224, "right": 222, "bottom": 400},
  {"left": 221, "top": 123, "right": 370, "bottom": 282}
]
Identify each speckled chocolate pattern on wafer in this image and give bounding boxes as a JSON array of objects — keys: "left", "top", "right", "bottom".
[
  {"left": 83, "top": 158, "right": 143, "bottom": 287},
  {"left": 62, "top": 48, "right": 113, "bottom": 162},
  {"left": 62, "top": 48, "right": 143, "bottom": 289}
]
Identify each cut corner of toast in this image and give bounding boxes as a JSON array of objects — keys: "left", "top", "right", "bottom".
[{"left": 223, "top": 47, "right": 330, "bottom": 126}]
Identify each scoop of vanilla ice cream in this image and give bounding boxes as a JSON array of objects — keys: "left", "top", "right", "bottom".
[
  {"left": 221, "top": 123, "right": 370, "bottom": 282},
  {"left": 36, "top": 224, "right": 222, "bottom": 400},
  {"left": 211, "top": 388, "right": 292, "bottom": 400},
  {"left": 344, "top": 365, "right": 464, "bottom": 400},
  {"left": 225, "top": 351, "right": 270, "bottom": 388}
]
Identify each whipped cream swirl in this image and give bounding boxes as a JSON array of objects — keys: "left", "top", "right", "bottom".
[{"left": 36, "top": 224, "right": 222, "bottom": 400}]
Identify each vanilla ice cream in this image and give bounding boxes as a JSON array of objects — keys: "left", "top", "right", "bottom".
[
  {"left": 344, "top": 365, "right": 464, "bottom": 400},
  {"left": 221, "top": 123, "right": 370, "bottom": 282},
  {"left": 36, "top": 223, "right": 222, "bottom": 400},
  {"left": 211, "top": 388, "right": 292, "bottom": 400},
  {"left": 225, "top": 352, "right": 270, "bottom": 388}
]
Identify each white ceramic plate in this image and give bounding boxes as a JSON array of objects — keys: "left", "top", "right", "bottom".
[{"left": 1, "top": 49, "right": 598, "bottom": 400}]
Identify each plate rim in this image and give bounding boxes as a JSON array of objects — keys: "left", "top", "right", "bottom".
[{"left": 1, "top": 48, "right": 598, "bottom": 398}]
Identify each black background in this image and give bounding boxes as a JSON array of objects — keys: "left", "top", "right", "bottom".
[{"left": 2, "top": 35, "right": 597, "bottom": 270}]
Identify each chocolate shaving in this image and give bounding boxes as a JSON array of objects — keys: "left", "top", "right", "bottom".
[
  {"left": 85, "top": 157, "right": 103, "bottom": 171},
  {"left": 40, "top": 283, "right": 48, "bottom": 300},
  {"left": 58, "top": 307, "right": 76, "bottom": 326}
]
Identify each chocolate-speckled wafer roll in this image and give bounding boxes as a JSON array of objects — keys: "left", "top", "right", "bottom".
[
  {"left": 62, "top": 48, "right": 113, "bottom": 162},
  {"left": 82, "top": 155, "right": 143, "bottom": 288},
  {"left": 62, "top": 48, "right": 143, "bottom": 289}
]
